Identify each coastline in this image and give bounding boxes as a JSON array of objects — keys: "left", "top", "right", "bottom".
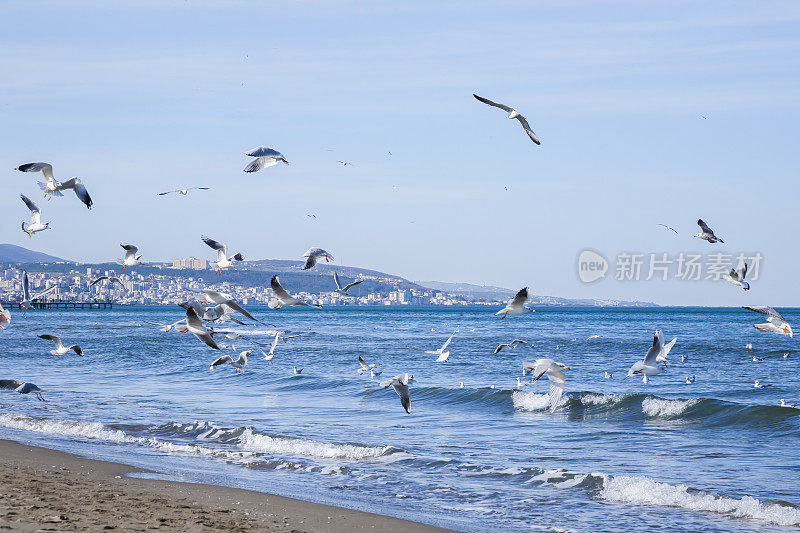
[{"left": 0, "top": 438, "right": 455, "bottom": 532}]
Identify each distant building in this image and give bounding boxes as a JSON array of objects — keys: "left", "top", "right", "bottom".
[{"left": 172, "top": 257, "right": 207, "bottom": 270}]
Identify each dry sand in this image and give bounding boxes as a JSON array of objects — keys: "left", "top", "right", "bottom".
[{"left": 0, "top": 438, "right": 454, "bottom": 532}]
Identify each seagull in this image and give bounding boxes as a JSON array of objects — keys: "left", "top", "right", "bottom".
[
  {"left": 19, "top": 271, "right": 56, "bottom": 312},
  {"left": 493, "top": 339, "right": 528, "bottom": 354},
  {"left": 473, "top": 93, "right": 540, "bottom": 145},
  {"left": 746, "top": 343, "right": 753, "bottom": 349},
  {"left": 685, "top": 376, "right": 695, "bottom": 384},
  {"left": 210, "top": 350, "right": 251, "bottom": 372},
  {"left": 301, "top": 248, "right": 334, "bottom": 270},
  {"left": 54, "top": 177, "right": 93, "bottom": 209},
  {"left": 158, "top": 187, "right": 209, "bottom": 196},
  {"left": 293, "top": 367, "right": 303, "bottom": 375},
  {"left": 201, "top": 236, "right": 245, "bottom": 273},
  {"left": 694, "top": 219, "right": 724, "bottom": 243},
  {"left": 333, "top": 272, "right": 363, "bottom": 295},
  {"left": 658, "top": 223, "right": 679, "bottom": 234},
  {"left": 184, "top": 306, "right": 219, "bottom": 350},
  {"left": 117, "top": 244, "right": 141, "bottom": 270},
  {"left": 742, "top": 306, "right": 793, "bottom": 337},
  {"left": 193, "top": 290, "right": 258, "bottom": 322},
  {"left": 16, "top": 162, "right": 63, "bottom": 199},
  {"left": 269, "top": 276, "right": 320, "bottom": 308},
  {"left": 379, "top": 373, "right": 415, "bottom": 414},
  {"left": 358, "top": 356, "right": 382, "bottom": 379},
  {"left": 37, "top": 334, "right": 83, "bottom": 356},
  {"left": 337, "top": 161, "right": 353, "bottom": 166},
  {"left": 654, "top": 334, "right": 677, "bottom": 367},
  {"left": 783, "top": 353, "right": 789, "bottom": 359},
  {"left": 625, "top": 330, "right": 671, "bottom": 384},
  {"left": 516, "top": 377, "right": 528, "bottom": 388},
  {"left": 0, "top": 302, "right": 10, "bottom": 328},
  {"left": 142, "top": 319, "right": 188, "bottom": 333},
  {"left": 752, "top": 356, "right": 763, "bottom": 362},
  {"left": 681, "top": 354, "right": 688, "bottom": 362},
  {"left": 604, "top": 371, "right": 613, "bottom": 379},
  {"left": 90, "top": 276, "right": 127, "bottom": 291},
  {"left": 779, "top": 399, "right": 797, "bottom": 408},
  {"left": 587, "top": 335, "right": 601, "bottom": 340},
  {"left": 243, "top": 146, "right": 289, "bottom": 172},
  {"left": 496, "top": 288, "right": 534, "bottom": 319},
  {"left": 15, "top": 382, "right": 46, "bottom": 401},
  {"left": 407, "top": 328, "right": 458, "bottom": 362},
  {"left": 723, "top": 262, "right": 750, "bottom": 290},
  {"left": 522, "top": 359, "right": 570, "bottom": 412},
  {"left": 202, "top": 305, "right": 248, "bottom": 325},
  {"left": 20, "top": 194, "right": 50, "bottom": 237},
  {"left": 753, "top": 380, "right": 771, "bottom": 388}
]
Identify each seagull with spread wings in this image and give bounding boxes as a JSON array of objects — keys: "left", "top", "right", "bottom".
[
  {"left": 90, "top": 276, "right": 127, "bottom": 291},
  {"left": 333, "top": 272, "right": 363, "bottom": 295},
  {"left": 184, "top": 306, "right": 219, "bottom": 350},
  {"left": 358, "top": 356, "right": 382, "bottom": 379},
  {"left": 494, "top": 339, "right": 528, "bottom": 354},
  {"left": 742, "top": 306, "right": 793, "bottom": 337},
  {"left": 522, "top": 359, "right": 570, "bottom": 412},
  {"left": 192, "top": 290, "right": 259, "bottom": 322},
  {"left": 158, "top": 187, "right": 209, "bottom": 196},
  {"left": 694, "top": 219, "right": 724, "bottom": 243},
  {"left": 626, "top": 331, "right": 671, "bottom": 383},
  {"left": 269, "top": 276, "right": 320, "bottom": 309},
  {"left": 20, "top": 194, "right": 50, "bottom": 237},
  {"left": 723, "top": 262, "right": 750, "bottom": 290},
  {"left": 380, "top": 373, "right": 415, "bottom": 413},
  {"left": 473, "top": 93, "right": 540, "bottom": 145},
  {"left": 406, "top": 328, "right": 459, "bottom": 362},
  {"left": 38, "top": 334, "right": 83, "bottom": 356},
  {"left": 496, "top": 288, "right": 534, "bottom": 319},
  {"left": 658, "top": 223, "right": 679, "bottom": 234},
  {"left": 301, "top": 248, "right": 334, "bottom": 270},
  {"left": 243, "top": 146, "right": 289, "bottom": 172},
  {"left": 15, "top": 382, "right": 46, "bottom": 401},
  {"left": 201, "top": 236, "right": 245, "bottom": 273},
  {"left": 117, "top": 244, "right": 141, "bottom": 270}
]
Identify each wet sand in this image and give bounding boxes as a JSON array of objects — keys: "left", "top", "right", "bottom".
[{"left": 0, "top": 438, "right": 454, "bottom": 532}]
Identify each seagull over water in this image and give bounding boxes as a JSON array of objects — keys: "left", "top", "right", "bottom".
[
  {"left": 184, "top": 306, "right": 219, "bottom": 350},
  {"left": 626, "top": 330, "right": 672, "bottom": 383},
  {"left": 20, "top": 194, "right": 50, "bottom": 237},
  {"left": 201, "top": 236, "right": 245, "bottom": 273},
  {"left": 210, "top": 350, "right": 251, "bottom": 372},
  {"left": 742, "top": 306, "right": 793, "bottom": 337},
  {"left": 407, "top": 328, "right": 459, "bottom": 362},
  {"left": 37, "top": 334, "right": 83, "bottom": 356},
  {"left": 117, "top": 244, "right": 141, "bottom": 270},
  {"left": 723, "top": 262, "right": 750, "bottom": 290},
  {"left": 301, "top": 248, "right": 334, "bottom": 270},
  {"left": 333, "top": 272, "right": 363, "bottom": 295},
  {"left": 358, "top": 356, "right": 382, "bottom": 379},
  {"left": 243, "top": 146, "right": 289, "bottom": 172},
  {"left": 380, "top": 373, "right": 415, "bottom": 414},
  {"left": 496, "top": 288, "right": 534, "bottom": 319},
  {"left": 494, "top": 339, "right": 528, "bottom": 354},
  {"left": 193, "top": 290, "right": 259, "bottom": 322},
  {"left": 15, "top": 382, "right": 46, "bottom": 401},
  {"left": 269, "top": 276, "right": 320, "bottom": 309},
  {"left": 473, "top": 94, "right": 540, "bottom": 145},
  {"left": 694, "top": 219, "right": 724, "bottom": 243},
  {"left": 522, "top": 359, "right": 570, "bottom": 412},
  {"left": 158, "top": 187, "right": 209, "bottom": 196}
]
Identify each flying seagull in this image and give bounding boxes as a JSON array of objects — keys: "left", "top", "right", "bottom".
[
  {"left": 654, "top": 334, "right": 677, "bottom": 367},
  {"left": 90, "top": 276, "right": 127, "bottom": 291},
  {"left": 55, "top": 178, "right": 93, "bottom": 209},
  {"left": 16, "top": 162, "right": 63, "bottom": 199},
  {"left": 193, "top": 290, "right": 259, "bottom": 322},
  {"left": 210, "top": 350, "right": 251, "bottom": 372},
  {"left": 496, "top": 288, "right": 534, "bottom": 319},
  {"left": 15, "top": 382, "right": 46, "bottom": 401},
  {"left": 522, "top": 359, "right": 570, "bottom": 412},
  {"left": 301, "top": 248, "right": 334, "bottom": 270},
  {"left": 380, "top": 373, "right": 415, "bottom": 413},
  {"left": 37, "top": 334, "right": 83, "bottom": 356},
  {"left": 358, "top": 356, "right": 382, "bottom": 379},
  {"left": 201, "top": 236, "right": 245, "bottom": 273},
  {"left": 742, "top": 306, "right": 793, "bottom": 337},
  {"left": 694, "top": 219, "right": 724, "bottom": 243},
  {"left": 158, "top": 187, "right": 209, "bottom": 196},
  {"left": 269, "top": 276, "right": 320, "bottom": 309},
  {"left": 473, "top": 93, "right": 540, "bottom": 145},
  {"left": 626, "top": 330, "right": 671, "bottom": 383},
  {"left": 493, "top": 339, "right": 528, "bottom": 354},
  {"left": 142, "top": 319, "right": 188, "bottom": 333},
  {"left": 723, "top": 262, "right": 750, "bottom": 290},
  {"left": 184, "top": 306, "right": 219, "bottom": 350},
  {"left": 658, "top": 223, "right": 679, "bottom": 234},
  {"left": 20, "top": 194, "right": 50, "bottom": 237},
  {"left": 243, "top": 146, "right": 289, "bottom": 172},
  {"left": 406, "top": 328, "right": 459, "bottom": 362},
  {"left": 333, "top": 272, "right": 363, "bottom": 295},
  {"left": 19, "top": 271, "right": 56, "bottom": 312},
  {"left": 337, "top": 161, "right": 353, "bottom": 166},
  {"left": 117, "top": 244, "right": 141, "bottom": 270}
]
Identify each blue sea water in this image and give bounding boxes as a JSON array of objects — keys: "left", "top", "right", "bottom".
[{"left": 0, "top": 305, "right": 798, "bottom": 532}]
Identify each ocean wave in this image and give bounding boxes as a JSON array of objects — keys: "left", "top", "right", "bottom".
[
  {"left": 599, "top": 474, "right": 800, "bottom": 527},
  {"left": 641, "top": 397, "right": 698, "bottom": 418},
  {"left": 238, "top": 428, "right": 397, "bottom": 460}
]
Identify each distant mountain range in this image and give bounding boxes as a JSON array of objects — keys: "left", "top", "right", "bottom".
[{"left": 0, "top": 244, "right": 67, "bottom": 264}]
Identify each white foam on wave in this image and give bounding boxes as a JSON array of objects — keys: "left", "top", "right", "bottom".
[
  {"left": 237, "top": 428, "right": 393, "bottom": 460},
  {"left": 512, "top": 391, "right": 565, "bottom": 411},
  {"left": 581, "top": 393, "right": 623, "bottom": 406},
  {"left": 641, "top": 397, "right": 697, "bottom": 417},
  {"left": 600, "top": 475, "right": 800, "bottom": 527}
]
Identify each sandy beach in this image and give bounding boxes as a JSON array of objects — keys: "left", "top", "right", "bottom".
[{"left": 0, "top": 439, "right": 453, "bottom": 532}]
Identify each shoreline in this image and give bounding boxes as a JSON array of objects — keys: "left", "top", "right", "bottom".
[{"left": 0, "top": 438, "right": 455, "bottom": 532}]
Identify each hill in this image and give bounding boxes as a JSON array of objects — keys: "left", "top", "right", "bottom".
[{"left": 0, "top": 244, "right": 68, "bottom": 264}]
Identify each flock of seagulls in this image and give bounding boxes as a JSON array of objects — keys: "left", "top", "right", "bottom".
[{"left": 4, "top": 95, "right": 796, "bottom": 411}]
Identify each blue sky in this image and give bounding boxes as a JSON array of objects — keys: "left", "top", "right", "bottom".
[{"left": 1, "top": 1, "right": 798, "bottom": 306}]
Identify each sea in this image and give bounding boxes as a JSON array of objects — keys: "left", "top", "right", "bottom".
[{"left": 0, "top": 305, "right": 798, "bottom": 532}]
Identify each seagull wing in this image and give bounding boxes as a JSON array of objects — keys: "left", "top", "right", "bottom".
[
  {"left": 473, "top": 93, "right": 513, "bottom": 113},
  {"left": 697, "top": 219, "right": 714, "bottom": 234},
  {"left": 120, "top": 243, "right": 138, "bottom": 257},
  {"left": 185, "top": 307, "right": 219, "bottom": 350},
  {"left": 393, "top": 383, "right": 411, "bottom": 413},
  {"left": 20, "top": 194, "right": 41, "bottom": 214},
  {"left": 743, "top": 306, "right": 785, "bottom": 322},
  {"left": 333, "top": 272, "right": 343, "bottom": 290},
  {"left": 358, "top": 356, "right": 370, "bottom": 371},
  {"left": 17, "top": 162, "right": 54, "bottom": 181},
  {"left": 210, "top": 354, "right": 233, "bottom": 369},
  {"left": 89, "top": 276, "right": 109, "bottom": 286},
  {"left": 545, "top": 366, "right": 566, "bottom": 411},
  {"left": 32, "top": 285, "right": 56, "bottom": 300},
  {"left": 510, "top": 287, "right": 529, "bottom": 307},
  {"left": 440, "top": 328, "right": 458, "bottom": 352},
  {"left": 643, "top": 331, "right": 662, "bottom": 364},
  {"left": 342, "top": 279, "right": 363, "bottom": 292},
  {"left": 22, "top": 272, "right": 30, "bottom": 301},
  {"left": 514, "top": 114, "right": 541, "bottom": 145},
  {"left": 37, "top": 334, "right": 63, "bottom": 349},
  {"left": 244, "top": 157, "right": 276, "bottom": 172},
  {"left": 221, "top": 299, "right": 257, "bottom": 322},
  {"left": 59, "top": 178, "right": 93, "bottom": 209},
  {"left": 245, "top": 146, "right": 283, "bottom": 158},
  {"left": 270, "top": 276, "right": 292, "bottom": 302}
]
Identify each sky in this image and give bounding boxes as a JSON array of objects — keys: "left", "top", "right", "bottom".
[{"left": 1, "top": 1, "right": 799, "bottom": 306}]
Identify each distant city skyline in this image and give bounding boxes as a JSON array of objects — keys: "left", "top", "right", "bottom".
[{"left": 1, "top": 2, "right": 798, "bottom": 306}]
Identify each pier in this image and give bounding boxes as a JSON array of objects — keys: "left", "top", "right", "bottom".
[{"left": 0, "top": 301, "right": 113, "bottom": 310}]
